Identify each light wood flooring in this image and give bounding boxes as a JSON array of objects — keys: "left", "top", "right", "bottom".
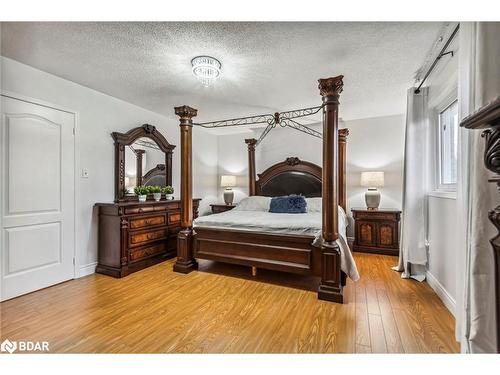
[{"left": 0, "top": 253, "right": 459, "bottom": 353}]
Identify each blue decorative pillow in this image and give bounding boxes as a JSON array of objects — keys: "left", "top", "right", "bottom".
[{"left": 269, "top": 195, "right": 307, "bottom": 214}]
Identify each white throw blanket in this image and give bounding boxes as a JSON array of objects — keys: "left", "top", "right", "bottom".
[{"left": 194, "top": 208, "right": 360, "bottom": 281}]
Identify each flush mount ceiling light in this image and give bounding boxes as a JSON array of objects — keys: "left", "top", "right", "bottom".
[{"left": 191, "top": 56, "right": 222, "bottom": 87}]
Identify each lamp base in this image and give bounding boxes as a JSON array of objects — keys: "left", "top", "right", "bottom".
[
  {"left": 223, "top": 189, "right": 234, "bottom": 205},
  {"left": 365, "top": 188, "right": 381, "bottom": 210}
]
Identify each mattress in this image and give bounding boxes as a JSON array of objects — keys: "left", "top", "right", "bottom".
[{"left": 193, "top": 207, "right": 359, "bottom": 281}]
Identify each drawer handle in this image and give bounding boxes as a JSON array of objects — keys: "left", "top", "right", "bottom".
[
  {"left": 146, "top": 233, "right": 156, "bottom": 240},
  {"left": 138, "top": 208, "right": 143, "bottom": 213},
  {"left": 145, "top": 219, "right": 153, "bottom": 225}
]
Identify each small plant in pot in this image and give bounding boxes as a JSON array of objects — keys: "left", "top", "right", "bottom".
[
  {"left": 134, "top": 185, "right": 149, "bottom": 202},
  {"left": 162, "top": 186, "right": 174, "bottom": 200},
  {"left": 149, "top": 185, "right": 162, "bottom": 202}
]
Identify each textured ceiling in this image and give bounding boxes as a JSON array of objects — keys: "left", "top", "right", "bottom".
[{"left": 1, "top": 22, "right": 442, "bottom": 132}]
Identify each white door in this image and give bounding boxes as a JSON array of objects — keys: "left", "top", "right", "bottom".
[{"left": 1, "top": 95, "right": 75, "bottom": 300}]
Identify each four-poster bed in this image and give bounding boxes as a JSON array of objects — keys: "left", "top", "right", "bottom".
[{"left": 173, "top": 75, "right": 355, "bottom": 303}]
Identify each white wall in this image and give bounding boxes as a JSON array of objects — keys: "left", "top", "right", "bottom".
[
  {"left": 256, "top": 124, "right": 323, "bottom": 171},
  {"left": 216, "top": 114, "right": 406, "bottom": 236},
  {"left": 217, "top": 131, "right": 253, "bottom": 204},
  {"left": 427, "top": 196, "right": 458, "bottom": 315},
  {"left": 344, "top": 115, "right": 405, "bottom": 230},
  {"left": 0, "top": 56, "right": 218, "bottom": 275},
  {"left": 423, "top": 37, "right": 459, "bottom": 315}
]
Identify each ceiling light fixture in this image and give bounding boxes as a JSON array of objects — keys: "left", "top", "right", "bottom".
[{"left": 191, "top": 56, "right": 222, "bottom": 87}]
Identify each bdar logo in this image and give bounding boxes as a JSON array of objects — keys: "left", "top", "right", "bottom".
[{"left": 1, "top": 339, "right": 17, "bottom": 354}]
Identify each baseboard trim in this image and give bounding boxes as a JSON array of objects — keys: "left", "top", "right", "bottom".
[
  {"left": 426, "top": 271, "right": 456, "bottom": 317},
  {"left": 78, "top": 262, "right": 97, "bottom": 278}
]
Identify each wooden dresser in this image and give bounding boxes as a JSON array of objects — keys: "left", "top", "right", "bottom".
[
  {"left": 95, "top": 199, "right": 200, "bottom": 277},
  {"left": 351, "top": 208, "right": 401, "bottom": 256}
]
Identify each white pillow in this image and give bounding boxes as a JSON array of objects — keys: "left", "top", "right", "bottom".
[
  {"left": 233, "top": 196, "right": 271, "bottom": 211},
  {"left": 306, "top": 198, "right": 347, "bottom": 221},
  {"left": 306, "top": 197, "right": 322, "bottom": 212}
]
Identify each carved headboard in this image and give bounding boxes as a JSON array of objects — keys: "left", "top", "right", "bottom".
[
  {"left": 256, "top": 157, "right": 322, "bottom": 198},
  {"left": 247, "top": 128, "right": 348, "bottom": 211},
  {"left": 142, "top": 164, "right": 167, "bottom": 186}
]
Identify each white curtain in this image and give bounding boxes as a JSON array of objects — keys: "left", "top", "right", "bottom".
[
  {"left": 456, "top": 22, "right": 500, "bottom": 353},
  {"left": 393, "top": 87, "right": 431, "bottom": 281}
]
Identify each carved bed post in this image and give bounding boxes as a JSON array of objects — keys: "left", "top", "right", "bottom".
[
  {"left": 173, "top": 105, "right": 198, "bottom": 274},
  {"left": 245, "top": 138, "right": 257, "bottom": 196},
  {"left": 318, "top": 75, "right": 344, "bottom": 303},
  {"left": 135, "top": 149, "right": 145, "bottom": 186},
  {"left": 338, "top": 128, "right": 349, "bottom": 213},
  {"left": 460, "top": 97, "right": 500, "bottom": 352}
]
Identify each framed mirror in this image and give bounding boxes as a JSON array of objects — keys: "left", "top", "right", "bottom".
[{"left": 112, "top": 124, "right": 175, "bottom": 201}]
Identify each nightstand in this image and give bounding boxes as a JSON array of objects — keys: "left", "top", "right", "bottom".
[
  {"left": 210, "top": 204, "right": 236, "bottom": 214},
  {"left": 351, "top": 208, "right": 401, "bottom": 256}
]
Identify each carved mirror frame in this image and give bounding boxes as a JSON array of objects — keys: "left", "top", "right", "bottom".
[{"left": 112, "top": 124, "right": 175, "bottom": 202}]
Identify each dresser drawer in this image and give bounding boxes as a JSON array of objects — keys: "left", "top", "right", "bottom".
[
  {"left": 129, "top": 215, "right": 166, "bottom": 229},
  {"left": 168, "top": 211, "right": 181, "bottom": 225},
  {"left": 129, "top": 228, "right": 168, "bottom": 246},
  {"left": 354, "top": 211, "right": 398, "bottom": 221},
  {"left": 164, "top": 202, "right": 181, "bottom": 210},
  {"left": 96, "top": 199, "right": 200, "bottom": 278},
  {"left": 129, "top": 243, "right": 167, "bottom": 262},
  {"left": 124, "top": 206, "right": 155, "bottom": 215}
]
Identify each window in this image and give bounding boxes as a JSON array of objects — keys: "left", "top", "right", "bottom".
[{"left": 437, "top": 100, "right": 459, "bottom": 190}]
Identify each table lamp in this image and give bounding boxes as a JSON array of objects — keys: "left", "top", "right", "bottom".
[
  {"left": 220, "top": 175, "right": 237, "bottom": 205},
  {"left": 360, "top": 171, "right": 385, "bottom": 210}
]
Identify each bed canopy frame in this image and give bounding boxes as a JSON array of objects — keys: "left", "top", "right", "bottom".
[
  {"left": 246, "top": 128, "right": 348, "bottom": 212},
  {"left": 193, "top": 104, "right": 323, "bottom": 146},
  {"left": 172, "top": 75, "right": 348, "bottom": 303}
]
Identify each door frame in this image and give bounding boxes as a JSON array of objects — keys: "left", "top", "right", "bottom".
[{"left": 0, "top": 90, "right": 80, "bottom": 301}]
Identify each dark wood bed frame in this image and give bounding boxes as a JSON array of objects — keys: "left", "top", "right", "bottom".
[
  {"left": 173, "top": 75, "right": 348, "bottom": 303},
  {"left": 142, "top": 164, "right": 167, "bottom": 186}
]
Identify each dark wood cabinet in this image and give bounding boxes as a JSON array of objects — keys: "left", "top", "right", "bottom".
[
  {"left": 351, "top": 208, "right": 401, "bottom": 256},
  {"left": 95, "top": 199, "right": 200, "bottom": 277},
  {"left": 210, "top": 204, "right": 236, "bottom": 214}
]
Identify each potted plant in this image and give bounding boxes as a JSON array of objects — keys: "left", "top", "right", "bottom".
[
  {"left": 150, "top": 185, "right": 162, "bottom": 202},
  {"left": 162, "top": 185, "right": 174, "bottom": 200},
  {"left": 134, "top": 185, "right": 149, "bottom": 202}
]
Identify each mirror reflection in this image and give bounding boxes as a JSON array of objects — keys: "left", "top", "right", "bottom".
[{"left": 124, "top": 137, "right": 167, "bottom": 194}]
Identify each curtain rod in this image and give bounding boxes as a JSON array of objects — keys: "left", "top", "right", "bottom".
[{"left": 414, "top": 24, "right": 460, "bottom": 94}]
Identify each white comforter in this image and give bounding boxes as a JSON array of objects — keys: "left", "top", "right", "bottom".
[{"left": 194, "top": 208, "right": 359, "bottom": 281}]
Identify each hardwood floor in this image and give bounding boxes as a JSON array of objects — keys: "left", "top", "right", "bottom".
[{"left": 0, "top": 253, "right": 459, "bottom": 353}]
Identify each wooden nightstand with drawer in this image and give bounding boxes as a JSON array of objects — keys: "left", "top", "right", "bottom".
[
  {"left": 351, "top": 208, "right": 401, "bottom": 256},
  {"left": 210, "top": 204, "right": 236, "bottom": 214}
]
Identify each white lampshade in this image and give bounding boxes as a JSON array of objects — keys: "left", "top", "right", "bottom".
[
  {"left": 220, "top": 175, "right": 236, "bottom": 188},
  {"left": 360, "top": 171, "right": 385, "bottom": 188}
]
